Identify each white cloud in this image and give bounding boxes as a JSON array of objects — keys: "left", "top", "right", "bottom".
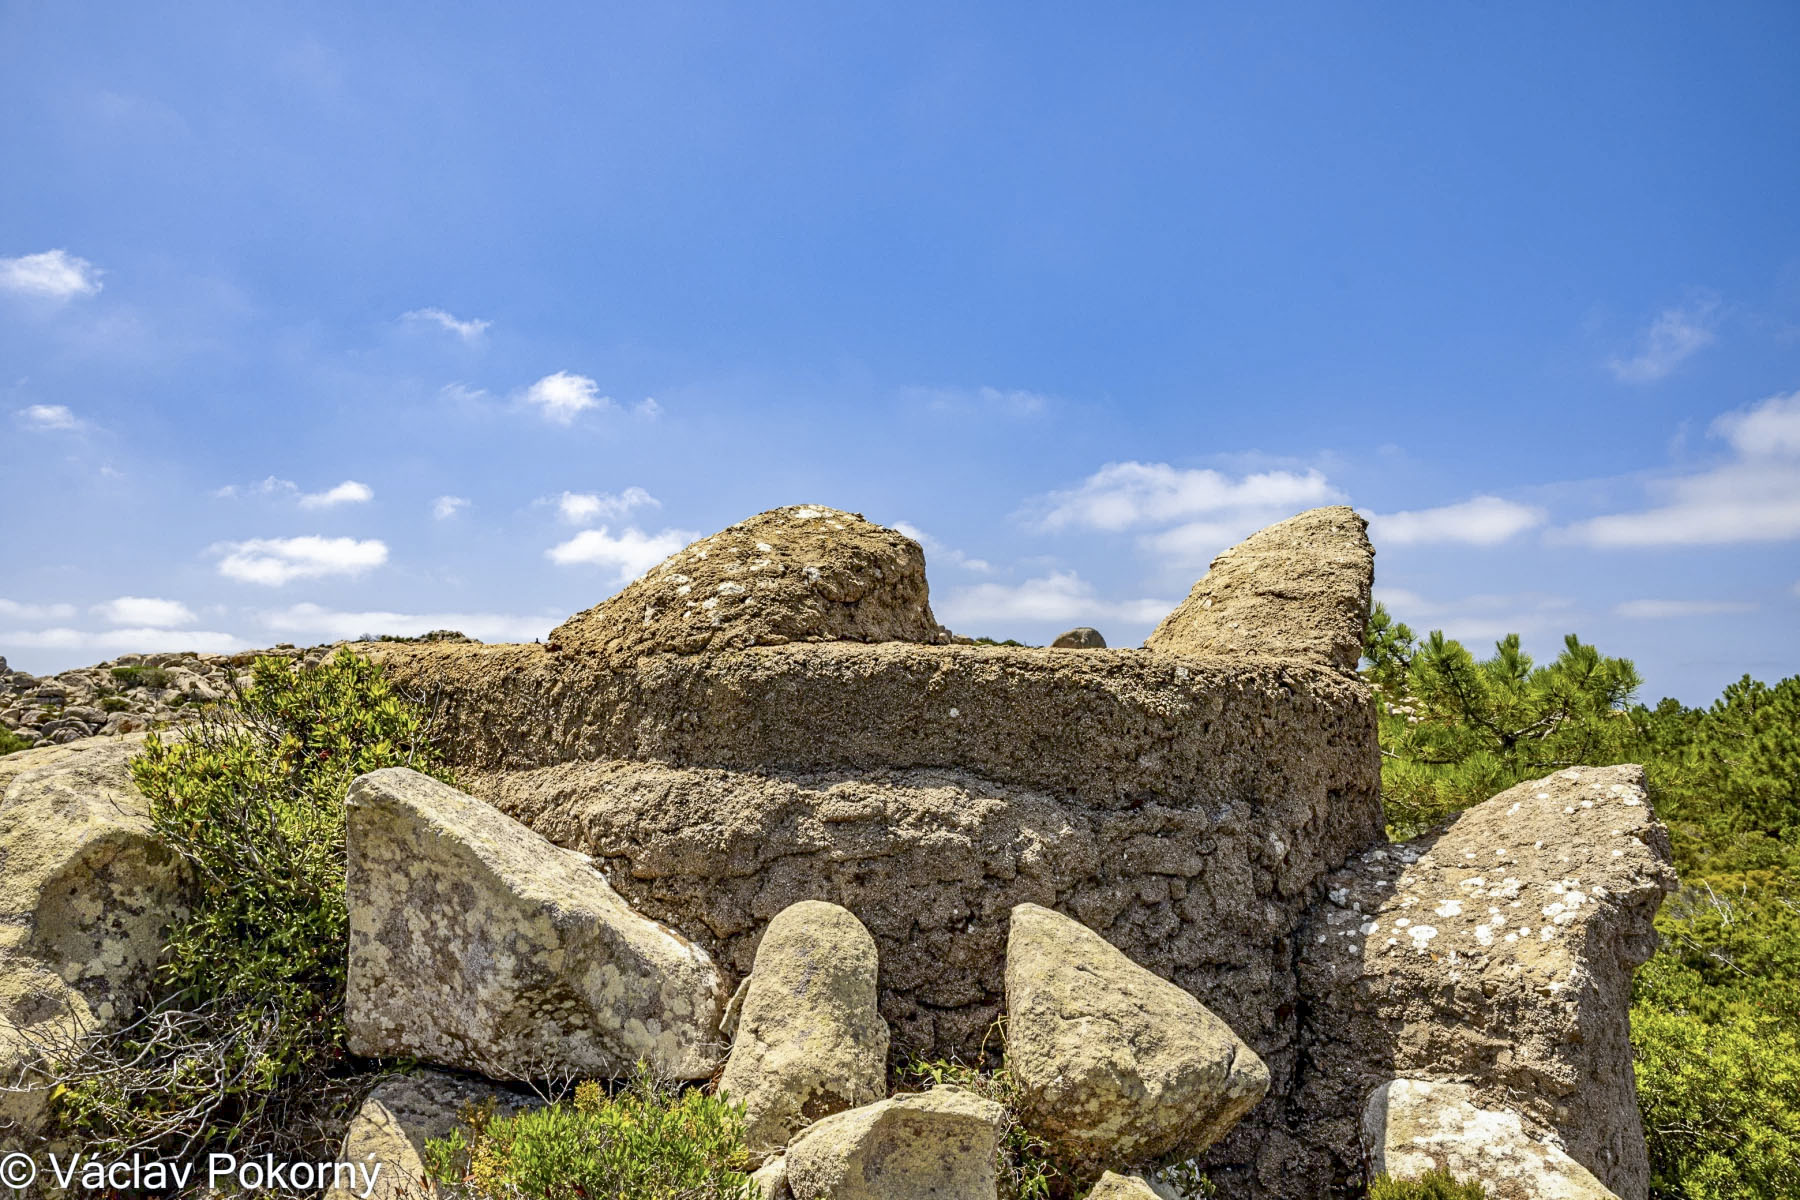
[
  {"left": 432, "top": 495, "right": 470, "bottom": 520},
  {"left": 1364, "top": 496, "right": 1546, "bottom": 546},
  {"left": 1, "top": 627, "right": 248, "bottom": 654},
  {"left": 937, "top": 571, "right": 1171, "bottom": 631},
  {"left": 545, "top": 526, "right": 697, "bottom": 583},
  {"left": 554, "top": 487, "right": 659, "bottom": 525},
  {"left": 0, "top": 598, "right": 77, "bottom": 622},
  {"left": 213, "top": 476, "right": 295, "bottom": 500},
  {"left": 214, "top": 536, "right": 389, "bottom": 586},
  {"left": 1613, "top": 599, "right": 1758, "bottom": 619},
  {"left": 1607, "top": 298, "right": 1719, "bottom": 383},
  {"left": 297, "top": 480, "right": 373, "bottom": 509},
  {"left": 92, "top": 596, "right": 196, "bottom": 628},
  {"left": 1372, "top": 586, "right": 1576, "bottom": 642},
  {"left": 635, "top": 397, "right": 662, "bottom": 420},
  {"left": 403, "top": 307, "right": 491, "bottom": 341},
  {"left": 890, "top": 521, "right": 992, "bottom": 572},
  {"left": 0, "top": 250, "right": 103, "bottom": 299},
  {"left": 523, "top": 371, "right": 609, "bottom": 424},
  {"left": 17, "top": 404, "right": 82, "bottom": 431},
  {"left": 1560, "top": 391, "right": 1800, "bottom": 546},
  {"left": 260, "top": 603, "right": 555, "bottom": 644},
  {"left": 1035, "top": 462, "right": 1341, "bottom": 533}
]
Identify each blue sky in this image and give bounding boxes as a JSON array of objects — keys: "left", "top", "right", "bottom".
[{"left": 3, "top": 3, "right": 1797, "bottom": 705}]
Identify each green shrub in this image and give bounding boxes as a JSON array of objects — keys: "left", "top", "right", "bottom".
[
  {"left": 110, "top": 664, "right": 173, "bottom": 690},
  {"left": 425, "top": 1065, "right": 755, "bottom": 1200},
  {"left": 0, "top": 726, "right": 30, "bottom": 756},
  {"left": 99, "top": 695, "right": 131, "bottom": 712},
  {"left": 52, "top": 648, "right": 450, "bottom": 1161},
  {"left": 1368, "top": 1169, "right": 1490, "bottom": 1198}
]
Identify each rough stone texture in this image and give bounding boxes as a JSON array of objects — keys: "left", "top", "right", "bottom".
[
  {"left": 0, "top": 734, "right": 187, "bottom": 1150},
  {"left": 1088, "top": 1172, "right": 1164, "bottom": 1199},
  {"left": 749, "top": 1154, "right": 791, "bottom": 1200},
  {"left": 1005, "top": 903, "right": 1270, "bottom": 1170},
  {"left": 548, "top": 506, "right": 948, "bottom": 660},
  {"left": 344, "top": 768, "right": 728, "bottom": 1081},
  {"left": 718, "top": 901, "right": 889, "bottom": 1160},
  {"left": 1052, "top": 626, "right": 1107, "bottom": 648},
  {"left": 783, "top": 1085, "right": 1005, "bottom": 1200},
  {"left": 1145, "top": 506, "right": 1373, "bottom": 672},
  {"left": 1290, "top": 766, "right": 1675, "bottom": 1199},
  {"left": 1364, "top": 1078, "right": 1620, "bottom": 1200},
  {"left": 327, "top": 1071, "right": 539, "bottom": 1200}
]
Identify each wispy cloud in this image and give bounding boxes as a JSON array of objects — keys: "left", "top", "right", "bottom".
[
  {"left": 92, "top": 596, "right": 196, "bottom": 627},
  {"left": 0, "top": 627, "right": 249, "bottom": 654},
  {"left": 0, "top": 249, "right": 103, "bottom": 300},
  {"left": 1559, "top": 390, "right": 1800, "bottom": 546},
  {"left": 545, "top": 525, "right": 696, "bottom": 583},
  {"left": 1034, "top": 462, "right": 1341, "bottom": 532},
  {"left": 213, "top": 536, "right": 389, "bottom": 585},
  {"left": 432, "top": 495, "right": 470, "bottom": 520},
  {"left": 214, "top": 477, "right": 373, "bottom": 508},
  {"left": 1373, "top": 586, "right": 1577, "bottom": 643},
  {"left": 634, "top": 397, "right": 662, "bottom": 420},
  {"left": 523, "top": 371, "right": 609, "bottom": 424},
  {"left": 1613, "top": 599, "right": 1757, "bottom": 619},
  {"left": 937, "top": 570, "right": 1171, "bottom": 632},
  {"left": 1607, "top": 297, "right": 1719, "bottom": 383},
  {"left": 552, "top": 487, "right": 659, "bottom": 525},
  {"left": 403, "top": 307, "right": 491, "bottom": 341},
  {"left": 903, "top": 385, "right": 1051, "bottom": 418},
  {"left": 1365, "top": 496, "right": 1546, "bottom": 546},
  {"left": 260, "top": 602, "right": 555, "bottom": 644},
  {"left": 0, "top": 598, "right": 77, "bottom": 622},
  {"left": 16, "top": 404, "right": 84, "bottom": 431},
  {"left": 890, "top": 521, "right": 992, "bottom": 572}
]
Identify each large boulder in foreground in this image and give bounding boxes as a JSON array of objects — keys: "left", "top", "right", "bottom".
[
  {"left": 1144, "top": 505, "right": 1373, "bottom": 671},
  {"left": 718, "top": 901, "right": 889, "bottom": 1160},
  {"left": 1364, "top": 1078, "right": 1620, "bottom": 1200},
  {"left": 783, "top": 1085, "right": 1005, "bottom": 1200},
  {"left": 548, "top": 506, "right": 948, "bottom": 659},
  {"left": 0, "top": 735, "right": 186, "bottom": 1148},
  {"left": 345, "top": 768, "right": 728, "bottom": 1081},
  {"left": 1004, "top": 902, "right": 1270, "bottom": 1172},
  {"left": 328, "top": 1071, "right": 539, "bottom": 1200},
  {"left": 1294, "top": 764, "right": 1675, "bottom": 1199}
]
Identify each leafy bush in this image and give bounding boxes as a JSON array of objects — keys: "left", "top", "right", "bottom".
[
  {"left": 1367, "top": 1169, "right": 1490, "bottom": 1199},
  {"left": 0, "top": 726, "right": 30, "bottom": 756},
  {"left": 110, "top": 664, "right": 174, "bottom": 689},
  {"left": 99, "top": 695, "right": 131, "bottom": 712},
  {"left": 425, "top": 1065, "right": 755, "bottom": 1200},
  {"left": 52, "top": 648, "right": 450, "bottom": 1162}
]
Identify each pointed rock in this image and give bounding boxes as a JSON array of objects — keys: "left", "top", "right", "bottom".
[
  {"left": 719, "top": 901, "right": 889, "bottom": 1160},
  {"left": 1005, "top": 903, "right": 1269, "bottom": 1170},
  {"left": 1144, "top": 505, "right": 1373, "bottom": 671},
  {"left": 345, "top": 768, "right": 727, "bottom": 1080}
]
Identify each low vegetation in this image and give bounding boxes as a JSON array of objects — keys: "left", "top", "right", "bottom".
[
  {"left": 1365, "top": 605, "right": 1800, "bottom": 1200},
  {"left": 50, "top": 649, "right": 450, "bottom": 1163},
  {"left": 1367, "top": 1170, "right": 1490, "bottom": 1199}
]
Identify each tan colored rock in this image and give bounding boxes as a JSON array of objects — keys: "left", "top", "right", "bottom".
[
  {"left": 1052, "top": 626, "right": 1107, "bottom": 648},
  {"left": 718, "top": 901, "right": 888, "bottom": 1159},
  {"left": 1365, "top": 1079, "right": 1620, "bottom": 1200},
  {"left": 1144, "top": 506, "right": 1373, "bottom": 671},
  {"left": 0, "top": 734, "right": 186, "bottom": 1149},
  {"left": 749, "top": 1153, "right": 791, "bottom": 1200},
  {"left": 784, "top": 1085, "right": 1005, "bottom": 1200},
  {"left": 328, "top": 1071, "right": 538, "bottom": 1200},
  {"left": 1004, "top": 902, "right": 1269, "bottom": 1171},
  {"left": 1087, "top": 1171, "right": 1164, "bottom": 1198},
  {"left": 344, "top": 768, "right": 728, "bottom": 1081},
  {"left": 1294, "top": 765, "right": 1676, "bottom": 1200},
  {"left": 548, "top": 506, "right": 948, "bottom": 660}
]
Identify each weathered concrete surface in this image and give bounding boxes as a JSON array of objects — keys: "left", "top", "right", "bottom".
[
  {"left": 718, "top": 901, "right": 888, "bottom": 1160},
  {"left": 1145, "top": 506, "right": 1373, "bottom": 672},
  {"left": 1289, "top": 765, "right": 1675, "bottom": 1200},
  {"left": 548, "top": 506, "right": 948, "bottom": 660},
  {"left": 1006, "top": 903, "right": 1269, "bottom": 1171},
  {"left": 328, "top": 1071, "right": 539, "bottom": 1200},
  {"left": 1364, "top": 1078, "right": 1619, "bottom": 1200},
  {"left": 0, "top": 734, "right": 186, "bottom": 1150},
  {"left": 344, "top": 768, "right": 728, "bottom": 1081},
  {"left": 783, "top": 1085, "right": 1005, "bottom": 1200}
]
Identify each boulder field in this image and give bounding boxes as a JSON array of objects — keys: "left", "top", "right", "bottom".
[{"left": 0, "top": 504, "right": 1675, "bottom": 1200}]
